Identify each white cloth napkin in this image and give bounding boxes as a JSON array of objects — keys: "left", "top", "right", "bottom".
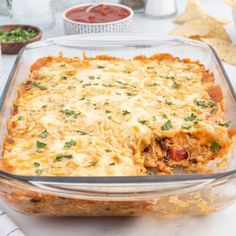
[{"left": 0, "top": 210, "right": 25, "bottom": 236}]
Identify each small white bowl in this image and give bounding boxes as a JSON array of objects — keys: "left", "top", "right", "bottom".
[{"left": 63, "top": 3, "right": 134, "bottom": 35}]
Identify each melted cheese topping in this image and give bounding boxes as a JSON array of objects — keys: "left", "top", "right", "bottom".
[{"left": 2, "top": 54, "right": 232, "bottom": 176}]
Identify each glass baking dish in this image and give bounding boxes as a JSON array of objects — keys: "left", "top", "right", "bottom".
[{"left": 0, "top": 34, "right": 236, "bottom": 216}]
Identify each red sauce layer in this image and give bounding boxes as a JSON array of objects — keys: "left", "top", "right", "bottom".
[{"left": 66, "top": 4, "right": 130, "bottom": 23}]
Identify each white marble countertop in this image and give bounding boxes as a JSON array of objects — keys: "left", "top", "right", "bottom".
[{"left": 1, "top": 0, "right": 236, "bottom": 235}]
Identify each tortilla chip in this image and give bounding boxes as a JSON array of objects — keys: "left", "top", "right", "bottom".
[
  {"left": 174, "top": 0, "right": 230, "bottom": 24},
  {"left": 224, "top": 0, "right": 236, "bottom": 8},
  {"left": 170, "top": 16, "right": 231, "bottom": 42},
  {"left": 201, "top": 38, "right": 236, "bottom": 65}
]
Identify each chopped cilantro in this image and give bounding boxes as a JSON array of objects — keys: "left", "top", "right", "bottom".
[
  {"left": 83, "top": 83, "right": 92, "bottom": 88},
  {"left": 162, "top": 114, "right": 168, "bottom": 119},
  {"left": 138, "top": 120, "right": 148, "bottom": 125},
  {"left": 68, "top": 85, "right": 76, "bottom": 89},
  {"left": 97, "top": 66, "right": 105, "bottom": 69},
  {"left": 32, "top": 82, "right": 46, "bottom": 91},
  {"left": 88, "top": 75, "right": 95, "bottom": 80},
  {"left": 210, "top": 109, "right": 216, "bottom": 114},
  {"left": 18, "top": 116, "right": 24, "bottom": 121},
  {"left": 108, "top": 116, "right": 112, "bottom": 120},
  {"left": 105, "top": 110, "right": 111, "bottom": 114},
  {"left": 172, "top": 81, "right": 181, "bottom": 89},
  {"left": 122, "top": 110, "right": 130, "bottom": 115},
  {"left": 165, "top": 100, "right": 173, "bottom": 105},
  {"left": 34, "top": 162, "right": 40, "bottom": 168},
  {"left": 87, "top": 160, "right": 98, "bottom": 167},
  {"left": 147, "top": 83, "right": 158, "bottom": 87},
  {"left": 210, "top": 141, "right": 220, "bottom": 152},
  {"left": 54, "top": 154, "right": 73, "bottom": 162},
  {"left": 161, "top": 120, "right": 173, "bottom": 130},
  {"left": 194, "top": 100, "right": 208, "bottom": 108},
  {"left": 64, "top": 139, "right": 76, "bottom": 149},
  {"left": 109, "top": 162, "right": 116, "bottom": 166},
  {"left": 61, "top": 76, "right": 67, "bottom": 80},
  {"left": 167, "top": 76, "right": 175, "bottom": 80},
  {"left": 60, "top": 109, "right": 81, "bottom": 118},
  {"left": 40, "top": 130, "right": 48, "bottom": 139},
  {"left": 105, "top": 149, "right": 112, "bottom": 153},
  {"left": 127, "top": 92, "right": 137, "bottom": 97},
  {"left": 184, "top": 113, "right": 197, "bottom": 121},
  {"left": 42, "top": 105, "right": 47, "bottom": 109},
  {"left": 217, "top": 121, "right": 230, "bottom": 127},
  {"left": 36, "top": 169, "right": 42, "bottom": 176},
  {"left": 181, "top": 125, "right": 192, "bottom": 130},
  {"left": 208, "top": 101, "right": 217, "bottom": 107},
  {"left": 36, "top": 141, "right": 47, "bottom": 149},
  {"left": 76, "top": 130, "right": 87, "bottom": 135}
]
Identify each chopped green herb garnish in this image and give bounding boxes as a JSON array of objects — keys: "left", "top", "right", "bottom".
[
  {"left": 42, "top": 105, "right": 47, "bottom": 109},
  {"left": 18, "top": 116, "right": 24, "bottom": 121},
  {"left": 105, "top": 110, "right": 111, "bottom": 114},
  {"left": 147, "top": 83, "right": 158, "bottom": 87},
  {"left": 167, "top": 76, "right": 175, "bottom": 80},
  {"left": 61, "top": 76, "right": 67, "bottom": 80},
  {"left": 40, "top": 130, "right": 48, "bottom": 139},
  {"left": 88, "top": 75, "right": 95, "bottom": 80},
  {"left": 184, "top": 113, "right": 197, "bottom": 121},
  {"left": 34, "top": 162, "right": 40, "bottom": 168},
  {"left": 124, "top": 70, "right": 131, "bottom": 74},
  {"left": 36, "top": 169, "right": 42, "bottom": 176},
  {"left": 32, "top": 82, "right": 47, "bottom": 91},
  {"left": 54, "top": 154, "right": 73, "bottom": 162},
  {"left": 109, "top": 162, "right": 116, "bottom": 166},
  {"left": 115, "top": 92, "right": 121, "bottom": 95},
  {"left": 162, "top": 114, "right": 168, "bottom": 119},
  {"left": 68, "top": 85, "right": 76, "bottom": 89},
  {"left": 105, "top": 149, "right": 112, "bottom": 153},
  {"left": 172, "top": 81, "right": 181, "bottom": 89},
  {"left": 102, "top": 83, "right": 114, "bottom": 88},
  {"left": 208, "top": 101, "right": 217, "bottom": 107},
  {"left": 161, "top": 120, "right": 173, "bottom": 130},
  {"left": 60, "top": 109, "right": 80, "bottom": 118},
  {"left": 76, "top": 130, "right": 88, "bottom": 135},
  {"left": 217, "top": 121, "right": 230, "bottom": 127},
  {"left": 97, "top": 66, "right": 105, "bottom": 69},
  {"left": 182, "top": 125, "right": 192, "bottom": 130},
  {"left": 127, "top": 92, "right": 137, "bottom": 97},
  {"left": 108, "top": 116, "right": 112, "bottom": 120},
  {"left": 165, "top": 100, "right": 173, "bottom": 105},
  {"left": 36, "top": 141, "right": 47, "bottom": 149},
  {"left": 152, "top": 116, "right": 157, "bottom": 121},
  {"left": 87, "top": 160, "right": 98, "bottom": 167},
  {"left": 138, "top": 120, "right": 148, "bottom": 125},
  {"left": 104, "top": 102, "right": 110, "bottom": 105},
  {"left": 210, "top": 141, "right": 220, "bottom": 152},
  {"left": 83, "top": 83, "right": 92, "bottom": 88},
  {"left": 194, "top": 100, "right": 208, "bottom": 108},
  {"left": 64, "top": 139, "right": 76, "bottom": 149},
  {"left": 0, "top": 27, "right": 37, "bottom": 43},
  {"left": 122, "top": 110, "right": 130, "bottom": 115}
]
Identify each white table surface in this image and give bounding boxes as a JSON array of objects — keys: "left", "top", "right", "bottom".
[{"left": 1, "top": 1, "right": 236, "bottom": 235}]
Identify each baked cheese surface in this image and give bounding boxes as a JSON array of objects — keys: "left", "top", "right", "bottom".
[{"left": 2, "top": 54, "right": 233, "bottom": 176}]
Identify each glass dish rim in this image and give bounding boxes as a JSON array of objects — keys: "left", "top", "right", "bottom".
[{"left": 0, "top": 33, "right": 236, "bottom": 184}]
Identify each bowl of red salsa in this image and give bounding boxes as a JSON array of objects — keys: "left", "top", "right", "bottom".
[{"left": 63, "top": 3, "right": 133, "bottom": 34}]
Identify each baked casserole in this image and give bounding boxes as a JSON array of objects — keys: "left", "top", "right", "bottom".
[{"left": 1, "top": 53, "right": 235, "bottom": 176}]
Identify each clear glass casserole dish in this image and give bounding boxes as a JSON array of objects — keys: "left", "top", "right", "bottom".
[{"left": 0, "top": 34, "right": 236, "bottom": 216}]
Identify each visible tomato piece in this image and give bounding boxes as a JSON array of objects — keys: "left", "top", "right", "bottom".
[
  {"left": 207, "top": 85, "right": 223, "bottom": 102},
  {"left": 167, "top": 147, "right": 188, "bottom": 161}
]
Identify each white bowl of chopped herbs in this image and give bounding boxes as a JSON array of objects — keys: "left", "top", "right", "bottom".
[{"left": 0, "top": 24, "right": 42, "bottom": 54}]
